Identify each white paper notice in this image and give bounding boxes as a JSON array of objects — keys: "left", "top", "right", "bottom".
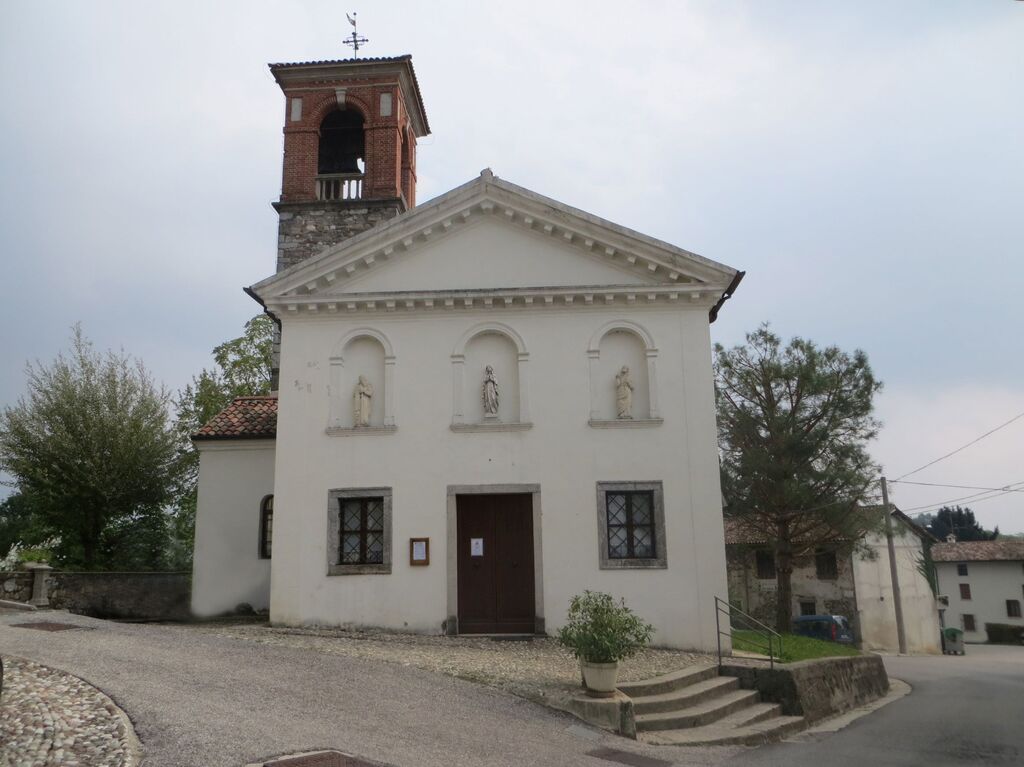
[
  {"left": 471, "top": 538, "right": 484, "bottom": 557},
  {"left": 412, "top": 540, "right": 427, "bottom": 561}
]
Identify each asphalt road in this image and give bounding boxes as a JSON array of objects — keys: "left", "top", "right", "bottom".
[
  {"left": 2, "top": 611, "right": 1022, "bottom": 767},
  {"left": 730, "top": 644, "right": 1024, "bottom": 767},
  {"left": 0, "top": 612, "right": 733, "bottom": 767}
]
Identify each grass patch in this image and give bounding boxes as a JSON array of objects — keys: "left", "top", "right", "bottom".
[{"left": 732, "top": 630, "right": 860, "bottom": 663}]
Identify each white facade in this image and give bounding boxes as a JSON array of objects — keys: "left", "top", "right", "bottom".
[
  {"left": 191, "top": 441, "right": 275, "bottom": 616},
  {"left": 212, "top": 172, "right": 739, "bottom": 650},
  {"left": 936, "top": 559, "right": 1024, "bottom": 643},
  {"left": 853, "top": 519, "right": 941, "bottom": 654}
]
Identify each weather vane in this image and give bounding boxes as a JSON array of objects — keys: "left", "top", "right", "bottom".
[{"left": 343, "top": 12, "right": 369, "bottom": 57}]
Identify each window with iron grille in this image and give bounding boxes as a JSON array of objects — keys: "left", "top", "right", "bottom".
[
  {"left": 959, "top": 583, "right": 972, "bottom": 600},
  {"left": 957, "top": 563, "right": 968, "bottom": 577},
  {"left": 963, "top": 614, "right": 976, "bottom": 632},
  {"left": 259, "top": 495, "right": 274, "bottom": 559},
  {"left": 755, "top": 550, "right": 776, "bottom": 580},
  {"left": 339, "top": 497, "right": 385, "bottom": 565},
  {"left": 596, "top": 482, "right": 666, "bottom": 569},
  {"left": 606, "top": 491, "right": 656, "bottom": 560},
  {"left": 815, "top": 549, "right": 839, "bottom": 580},
  {"left": 799, "top": 600, "right": 817, "bottom": 616},
  {"left": 327, "top": 487, "right": 392, "bottom": 575},
  {"left": 1008, "top": 600, "right": 1022, "bottom": 618}
]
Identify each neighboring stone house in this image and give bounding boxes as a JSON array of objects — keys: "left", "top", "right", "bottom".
[
  {"left": 190, "top": 54, "right": 744, "bottom": 650},
  {"left": 726, "top": 507, "right": 941, "bottom": 653},
  {"left": 932, "top": 539, "right": 1024, "bottom": 643}
]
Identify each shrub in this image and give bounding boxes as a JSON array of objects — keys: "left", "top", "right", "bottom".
[
  {"left": 557, "top": 591, "right": 654, "bottom": 664},
  {"left": 985, "top": 623, "right": 1024, "bottom": 645}
]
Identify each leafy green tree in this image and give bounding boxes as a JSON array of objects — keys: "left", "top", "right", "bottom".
[
  {"left": 0, "top": 492, "right": 49, "bottom": 561},
  {"left": 715, "top": 325, "right": 883, "bottom": 631},
  {"left": 927, "top": 506, "right": 998, "bottom": 542},
  {"left": 0, "top": 327, "right": 183, "bottom": 569},
  {"left": 170, "top": 314, "right": 274, "bottom": 567}
]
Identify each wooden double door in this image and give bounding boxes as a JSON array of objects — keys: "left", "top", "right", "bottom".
[{"left": 456, "top": 493, "right": 536, "bottom": 634}]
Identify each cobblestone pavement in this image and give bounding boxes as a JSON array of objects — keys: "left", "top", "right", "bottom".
[
  {"left": 198, "top": 622, "right": 714, "bottom": 705},
  {"left": 0, "top": 656, "right": 138, "bottom": 767}
]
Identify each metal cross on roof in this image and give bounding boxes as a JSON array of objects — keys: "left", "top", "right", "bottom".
[{"left": 343, "top": 12, "right": 369, "bottom": 57}]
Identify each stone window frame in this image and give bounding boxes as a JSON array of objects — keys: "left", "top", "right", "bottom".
[
  {"left": 1007, "top": 599, "right": 1022, "bottom": 619},
  {"left": 959, "top": 583, "right": 972, "bottom": 601},
  {"left": 957, "top": 563, "right": 969, "bottom": 577},
  {"left": 326, "top": 487, "right": 392, "bottom": 576},
  {"left": 799, "top": 600, "right": 817, "bottom": 616},
  {"left": 962, "top": 613, "right": 976, "bottom": 632},
  {"left": 258, "top": 495, "right": 274, "bottom": 560},
  {"left": 596, "top": 481, "right": 667, "bottom": 570}
]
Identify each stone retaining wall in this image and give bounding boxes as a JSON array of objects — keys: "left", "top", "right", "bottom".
[
  {"left": 1, "top": 572, "right": 34, "bottom": 602},
  {"left": 0, "top": 571, "right": 191, "bottom": 621},
  {"left": 720, "top": 654, "right": 889, "bottom": 722}
]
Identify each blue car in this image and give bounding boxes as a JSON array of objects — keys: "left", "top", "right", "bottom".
[{"left": 792, "top": 614, "right": 855, "bottom": 644}]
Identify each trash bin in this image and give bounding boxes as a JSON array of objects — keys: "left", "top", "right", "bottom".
[{"left": 943, "top": 627, "right": 965, "bottom": 655}]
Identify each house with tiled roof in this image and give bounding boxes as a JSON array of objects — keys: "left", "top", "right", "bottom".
[
  {"left": 932, "top": 538, "right": 1024, "bottom": 642},
  {"left": 725, "top": 506, "right": 941, "bottom": 654},
  {"left": 189, "top": 54, "right": 744, "bottom": 649}
]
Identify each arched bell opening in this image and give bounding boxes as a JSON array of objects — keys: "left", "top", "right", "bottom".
[{"left": 316, "top": 109, "right": 365, "bottom": 200}]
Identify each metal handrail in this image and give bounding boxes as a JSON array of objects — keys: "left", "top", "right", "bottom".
[{"left": 714, "top": 596, "right": 783, "bottom": 670}]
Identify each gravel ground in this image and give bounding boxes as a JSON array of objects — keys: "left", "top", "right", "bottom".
[
  {"left": 196, "top": 622, "right": 714, "bottom": 706},
  {"left": 0, "top": 656, "right": 137, "bottom": 767}
]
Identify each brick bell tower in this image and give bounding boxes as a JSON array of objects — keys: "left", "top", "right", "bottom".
[{"left": 269, "top": 55, "right": 431, "bottom": 272}]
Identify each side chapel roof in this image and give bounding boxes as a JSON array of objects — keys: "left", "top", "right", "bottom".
[{"left": 192, "top": 395, "right": 278, "bottom": 441}]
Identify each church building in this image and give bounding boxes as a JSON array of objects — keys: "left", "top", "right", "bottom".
[{"left": 191, "top": 54, "right": 744, "bottom": 650}]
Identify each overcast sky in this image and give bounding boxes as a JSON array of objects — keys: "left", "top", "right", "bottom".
[{"left": 1, "top": 1, "right": 1021, "bottom": 532}]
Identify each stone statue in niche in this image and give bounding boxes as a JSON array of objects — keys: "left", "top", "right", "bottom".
[
  {"left": 615, "top": 366, "right": 634, "bottom": 419},
  {"left": 353, "top": 375, "right": 374, "bottom": 427},
  {"left": 482, "top": 365, "right": 499, "bottom": 419}
]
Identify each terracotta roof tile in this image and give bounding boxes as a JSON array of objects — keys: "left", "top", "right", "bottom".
[
  {"left": 193, "top": 395, "right": 277, "bottom": 441},
  {"left": 932, "top": 540, "right": 1024, "bottom": 563}
]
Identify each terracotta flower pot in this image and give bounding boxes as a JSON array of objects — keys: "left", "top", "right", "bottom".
[{"left": 581, "top": 660, "right": 619, "bottom": 696}]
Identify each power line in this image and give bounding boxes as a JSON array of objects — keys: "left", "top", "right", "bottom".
[
  {"left": 893, "top": 410, "right": 1024, "bottom": 481},
  {"left": 888, "top": 479, "right": 1024, "bottom": 493},
  {"left": 898, "top": 483, "right": 1024, "bottom": 514}
]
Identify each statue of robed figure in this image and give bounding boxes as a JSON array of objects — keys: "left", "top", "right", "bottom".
[
  {"left": 482, "top": 365, "right": 499, "bottom": 418},
  {"left": 353, "top": 375, "right": 374, "bottom": 426},
  {"left": 615, "top": 366, "right": 634, "bottom": 419}
]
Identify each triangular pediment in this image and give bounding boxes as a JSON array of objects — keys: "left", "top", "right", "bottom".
[{"left": 251, "top": 171, "right": 741, "bottom": 314}]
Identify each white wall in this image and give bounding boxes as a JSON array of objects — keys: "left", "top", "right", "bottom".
[
  {"left": 936, "top": 560, "right": 1024, "bottom": 643},
  {"left": 853, "top": 521, "right": 941, "bottom": 654},
  {"left": 269, "top": 303, "right": 728, "bottom": 650},
  {"left": 192, "top": 441, "right": 275, "bottom": 617}
]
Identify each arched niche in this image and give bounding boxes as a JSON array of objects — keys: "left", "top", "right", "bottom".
[
  {"left": 587, "top": 320, "right": 661, "bottom": 424},
  {"left": 329, "top": 328, "right": 395, "bottom": 430},
  {"left": 451, "top": 323, "right": 530, "bottom": 428}
]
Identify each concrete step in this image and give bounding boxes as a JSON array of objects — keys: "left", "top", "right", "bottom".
[
  {"left": 629, "top": 676, "right": 741, "bottom": 715},
  {"left": 617, "top": 664, "right": 718, "bottom": 698},
  {"left": 634, "top": 688, "right": 761, "bottom": 732},
  {"left": 640, "top": 714, "right": 806, "bottom": 746}
]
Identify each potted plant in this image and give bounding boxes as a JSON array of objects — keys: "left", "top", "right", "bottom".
[{"left": 557, "top": 590, "right": 654, "bottom": 696}]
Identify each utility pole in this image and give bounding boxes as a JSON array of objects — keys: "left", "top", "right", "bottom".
[{"left": 881, "top": 476, "right": 908, "bottom": 654}]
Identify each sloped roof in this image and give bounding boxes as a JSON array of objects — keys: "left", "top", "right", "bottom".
[
  {"left": 932, "top": 540, "right": 1024, "bottom": 563},
  {"left": 722, "top": 505, "right": 930, "bottom": 546},
  {"left": 250, "top": 170, "right": 743, "bottom": 321},
  {"left": 192, "top": 396, "right": 278, "bottom": 441}
]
